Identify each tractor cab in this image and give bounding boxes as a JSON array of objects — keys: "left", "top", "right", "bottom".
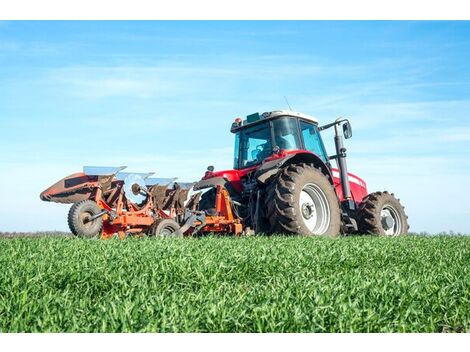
[{"left": 231, "top": 110, "right": 329, "bottom": 170}]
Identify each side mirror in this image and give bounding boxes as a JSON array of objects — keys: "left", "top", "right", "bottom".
[{"left": 343, "top": 121, "right": 352, "bottom": 139}]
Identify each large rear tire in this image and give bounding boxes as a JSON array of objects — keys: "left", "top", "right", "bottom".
[
  {"left": 265, "top": 163, "right": 341, "bottom": 236},
  {"left": 68, "top": 200, "right": 103, "bottom": 238},
  {"left": 357, "top": 191, "right": 409, "bottom": 236}
]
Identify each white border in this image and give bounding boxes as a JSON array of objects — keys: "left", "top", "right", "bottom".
[
  {"left": 0, "top": 0, "right": 469, "bottom": 20},
  {"left": 1, "top": 333, "right": 468, "bottom": 352}
]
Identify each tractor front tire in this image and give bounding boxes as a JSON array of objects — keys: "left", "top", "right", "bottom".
[
  {"left": 357, "top": 191, "right": 409, "bottom": 236},
  {"left": 148, "top": 219, "right": 182, "bottom": 238},
  {"left": 265, "top": 163, "right": 341, "bottom": 236},
  {"left": 68, "top": 200, "right": 103, "bottom": 238}
]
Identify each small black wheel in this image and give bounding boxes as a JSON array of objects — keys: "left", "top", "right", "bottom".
[
  {"left": 357, "top": 191, "right": 409, "bottom": 236},
  {"left": 148, "top": 219, "right": 182, "bottom": 238},
  {"left": 68, "top": 200, "right": 103, "bottom": 238}
]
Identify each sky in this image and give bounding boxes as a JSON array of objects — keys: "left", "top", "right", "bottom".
[{"left": 1, "top": 20, "right": 470, "bottom": 233}]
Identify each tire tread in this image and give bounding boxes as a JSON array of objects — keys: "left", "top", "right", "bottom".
[
  {"left": 264, "top": 163, "right": 341, "bottom": 236},
  {"left": 357, "top": 191, "right": 409, "bottom": 235}
]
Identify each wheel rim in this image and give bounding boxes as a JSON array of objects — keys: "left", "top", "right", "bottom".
[
  {"left": 299, "top": 183, "right": 331, "bottom": 235},
  {"left": 380, "top": 205, "right": 402, "bottom": 235},
  {"left": 158, "top": 226, "right": 178, "bottom": 237}
]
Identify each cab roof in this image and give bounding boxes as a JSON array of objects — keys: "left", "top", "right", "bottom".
[
  {"left": 231, "top": 110, "right": 319, "bottom": 133},
  {"left": 261, "top": 110, "right": 319, "bottom": 124}
]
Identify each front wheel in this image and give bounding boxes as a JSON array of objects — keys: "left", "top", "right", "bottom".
[
  {"left": 265, "top": 163, "right": 342, "bottom": 236},
  {"left": 357, "top": 191, "right": 409, "bottom": 236}
]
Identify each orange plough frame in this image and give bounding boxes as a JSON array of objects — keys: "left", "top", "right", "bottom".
[
  {"left": 40, "top": 171, "right": 243, "bottom": 238},
  {"left": 192, "top": 185, "right": 243, "bottom": 235}
]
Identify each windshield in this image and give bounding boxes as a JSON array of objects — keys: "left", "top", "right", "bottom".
[{"left": 234, "top": 117, "right": 303, "bottom": 169}]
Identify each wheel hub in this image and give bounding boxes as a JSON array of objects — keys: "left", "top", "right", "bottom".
[
  {"left": 160, "top": 228, "right": 174, "bottom": 236},
  {"left": 80, "top": 211, "right": 94, "bottom": 228},
  {"left": 301, "top": 202, "right": 315, "bottom": 219},
  {"left": 381, "top": 215, "right": 395, "bottom": 230},
  {"left": 380, "top": 205, "right": 402, "bottom": 236}
]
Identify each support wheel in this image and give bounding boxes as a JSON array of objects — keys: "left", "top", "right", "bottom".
[
  {"left": 358, "top": 191, "right": 409, "bottom": 236},
  {"left": 148, "top": 219, "right": 182, "bottom": 238},
  {"left": 265, "top": 163, "right": 341, "bottom": 236},
  {"left": 68, "top": 200, "right": 103, "bottom": 238}
]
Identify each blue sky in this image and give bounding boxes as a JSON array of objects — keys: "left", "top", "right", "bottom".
[{"left": 1, "top": 21, "right": 470, "bottom": 233}]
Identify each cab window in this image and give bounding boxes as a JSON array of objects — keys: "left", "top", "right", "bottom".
[{"left": 239, "top": 122, "right": 272, "bottom": 168}]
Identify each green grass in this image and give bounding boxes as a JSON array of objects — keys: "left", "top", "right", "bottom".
[{"left": 0, "top": 235, "right": 469, "bottom": 332}]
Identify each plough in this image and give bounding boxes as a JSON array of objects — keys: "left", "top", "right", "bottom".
[{"left": 40, "top": 166, "right": 243, "bottom": 238}]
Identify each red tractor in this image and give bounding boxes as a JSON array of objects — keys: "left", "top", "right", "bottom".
[
  {"left": 196, "top": 110, "right": 409, "bottom": 236},
  {"left": 40, "top": 110, "right": 409, "bottom": 237}
]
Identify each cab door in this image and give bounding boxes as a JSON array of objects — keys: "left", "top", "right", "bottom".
[{"left": 299, "top": 120, "right": 328, "bottom": 162}]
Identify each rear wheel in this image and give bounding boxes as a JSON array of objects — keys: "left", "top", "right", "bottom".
[
  {"left": 68, "top": 200, "right": 103, "bottom": 238},
  {"left": 148, "top": 219, "right": 182, "bottom": 238},
  {"left": 358, "top": 191, "right": 409, "bottom": 236},
  {"left": 265, "top": 163, "right": 341, "bottom": 236}
]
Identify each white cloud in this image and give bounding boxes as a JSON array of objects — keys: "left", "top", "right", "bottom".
[{"left": 41, "top": 58, "right": 372, "bottom": 100}]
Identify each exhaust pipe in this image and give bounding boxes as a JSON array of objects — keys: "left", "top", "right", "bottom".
[
  {"left": 334, "top": 121, "right": 351, "bottom": 201},
  {"left": 320, "top": 117, "right": 355, "bottom": 211}
]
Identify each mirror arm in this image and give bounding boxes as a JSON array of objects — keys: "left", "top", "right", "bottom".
[{"left": 319, "top": 118, "right": 349, "bottom": 131}]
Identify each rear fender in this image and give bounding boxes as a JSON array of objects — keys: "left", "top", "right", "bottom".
[
  {"left": 193, "top": 176, "right": 227, "bottom": 191},
  {"left": 255, "top": 152, "right": 333, "bottom": 184},
  {"left": 193, "top": 176, "right": 240, "bottom": 198}
]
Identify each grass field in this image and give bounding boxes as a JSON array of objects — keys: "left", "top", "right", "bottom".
[{"left": 0, "top": 235, "right": 469, "bottom": 332}]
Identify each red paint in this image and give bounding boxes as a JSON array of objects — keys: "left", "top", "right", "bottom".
[
  {"left": 202, "top": 149, "right": 368, "bottom": 203},
  {"left": 331, "top": 168, "right": 368, "bottom": 203},
  {"left": 203, "top": 168, "right": 246, "bottom": 192}
]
